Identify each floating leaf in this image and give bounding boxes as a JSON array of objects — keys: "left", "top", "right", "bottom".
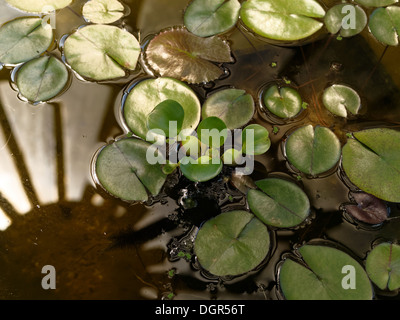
[
  {"left": 322, "top": 84, "right": 361, "bottom": 117},
  {"left": 279, "top": 244, "right": 373, "bottom": 300},
  {"left": 183, "top": 0, "right": 241, "bottom": 37},
  {"left": 324, "top": 4, "right": 367, "bottom": 38},
  {"left": 5, "top": 0, "right": 72, "bottom": 13},
  {"left": 82, "top": 0, "right": 125, "bottom": 24},
  {"left": 285, "top": 125, "right": 341, "bottom": 176},
  {"left": 223, "top": 148, "right": 243, "bottom": 166},
  {"left": 366, "top": 242, "right": 400, "bottom": 291},
  {"left": 247, "top": 178, "right": 310, "bottom": 228},
  {"left": 202, "top": 89, "right": 255, "bottom": 129},
  {"left": 342, "top": 128, "right": 400, "bottom": 202},
  {"left": 240, "top": 0, "right": 326, "bottom": 41},
  {"left": 344, "top": 192, "right": 388, "bottom": 225},
  {"left": 15, "top": 55, "right": 69, "bottom": 103},
  {"left": 197, "top": 117, "right": 228, "bottom": 148},
  {"left": 180, "top": 156, "right": 223, "bottom": 182},
  {"left": 369, "top": 6, "right": 400, "bottom": 46},
  {"left": 145, "top": 28, "right": 233, "bottom": 84},
  {"left": 0, "top": 17, "right": 53, "bottom": 65},
  {"left": 242, "top": 124, "right": 271, "bottom": 155},
  {"left": 262, "top": 85, "right": 302, "bottom": 118},
  {"left": 63, "top": 24, "right": 140, "bottom": 81},
  {"left": 95, "top": 138, "right": 167, "bottom": 202},
  {"left": 355, "top": 0, "right": 398, "bottom": 7},
  {"left": 123, "top": 77, "right": 201, "bottom": 140},
  {"left": 147, "top": 100, "right": 185, "bottom": 138},
  {"left": 194, "top": 210, "right": 270, "bottom": 276}
]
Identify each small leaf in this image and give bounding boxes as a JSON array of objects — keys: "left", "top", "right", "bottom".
[
  {"left": 242, "top": 124, "right": 271, "bottom": 155},
  {"left": 344, "top": 192, "right": 388, "bottom": 225},
  {"left": 322, "top": 84, "right": 361, "bottom": 117},
  {"left": 222, "top": 148, "right": 242, "bottom": 166},
  {"left": 369, "top": 6, "right": 400, "bottom": 46},
  {"left": 82, "top": 0, "right": 125, "bottom": 24},
  {"left": 324, "top": 4, "right": 367, "bottom": 38},
  {"left": 355, "top": 0, "right": 398, "bottom": 7},
  {"left": 262, "top": 85, "right": 302, "bottom": 119},
  {"left": 162, "top": 161, "right": 179, "bottom": 175},
  {"left": 197, "top": 117, "right": 228, "bottom": 148},
  {"left": 180, "top": 156, "right": 223, "bottom": 182},
  {"left": 5, "top": 0, "right": 72, "bottom": 13},
  {"left": 147, "top": 100, "right": 185, "bottom": 138}
]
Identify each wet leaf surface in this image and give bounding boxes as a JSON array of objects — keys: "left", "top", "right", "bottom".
[
  {"left": 179, "top": 156, "right": 223, "bottom": 182},
  {"left": 344, "top": 192, "right": 388, "bottom": 225},
  {"left": 322, "top": 84, "right": 361, "bottom": 117},
  {"left": 82, "top": 0, "right": 125, "bottom": 24},
  {"left": 5, "top": 0, "right": 72, "bottom": 13},
  {"left": 369, "top": 6, "right": 400, "bottom": 46},
  {"left": 262, "top": 85, "right": 302, "bottom": 118}
]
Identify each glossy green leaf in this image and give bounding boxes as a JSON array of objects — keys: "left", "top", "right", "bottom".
[
  {"left": 145, "top": 28, "right": 233, "bottom": 84},
  {"left": 324, "top": 4, "right": 367, "bottom": 37},
  {"left": 5, "top": 0, "right": 72, "bottom": 13},
  {"left": 322, "top": 84, "right": 361, "bottom": 117},
  {"left": 82, "top": 0, "right": 125, "bottom": 24},
  {"left": 63, "top": 24, "right": 140, "bottom": 81},
  {"left": 355, "top": 0, "right": 398, "bottom": 7},
  {"left": 242, "top": 124, "right": 271, "bottom": 155},
  {"left": 369, "top": 6, "right": 400, "bottom": 46},
  {"left": 342, "top": 128, "right": 400, "bottom": 202},
  {"left": 285, "top": 125, "right": 341, "bottom": 176},
  {"left": 240, "top": 0, "right": 326, "bottom": 41},
  {"left": 262, "top": 85, "right": 302, "bottom": 118},
  {"left": 16, "top": 55, "right": 69, "bottom": 103},
  {"left": 147, "top": 100, "right": 185, "bottom": 138},
  {"left": 247, "top": 178, "right": 310, "bottom": 228},
  {"left": 194, "top": 210, "right": 270, "bottom": 276},
  {"left": 0, "top": 17, "right": 53, "bottom": 65},
  {"left": 180, "top": 156, "right": 223, "bottom": 182},
  {"left": 366, "top": 243, "right": 400, "bottom": 291},
  {"left": 197, "top": 117, "right": 228, "bottom": 148},
  {"left": 184, "top": 0, "right": 241, "bottom": 37},
  {"left": 279, "top": 244, "right": 373, "bottom": 300}
]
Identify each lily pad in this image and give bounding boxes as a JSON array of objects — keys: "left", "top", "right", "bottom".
[
  {"left": 324, "top": 4, "right": 367, "bottom": 38},
  {"left": 179, "top": 156, "right": 223, "bottom": 182},
  {"left": 183, "top": 0, "right": 241, "bottom": 37},
  {"left": 369, "top": 6, "right": 400, "bottom": 46},
  {"left": 285, "top": 125, "right": 341, "bottom": 176},
  {"left": 194, "top": 210, "right": 270, "bottom": 276},
  {"left": 240, "top": 0, "right": 326, "bottom": 41},
  {"left": 355, "top": 0, "right": 398, "bottom": 7},
  {"left": 247, "top": 178, "right": 310, "bottom": 228},
  {"left": 202, "top": 89, "right": 255, "bottom": 129},
  {"left": 279, "top": 244, "right": 373, "bottom": 300},
  {"left": 82, "top": 0, "right": 125, "bottom": 24},
  {"left": 242, "top": 124, "right": 271, "bottom": 155},
  {"left": 123, "top": 77, "right": 201, "bottom": 140},
  {"left": 5, "top": 0, "right": 72, "bottom": 13},
  {"left": 262, "top": 85, "right": 302, "bottom": 119},
  {"left": 197, "top": 117, "right": 228, "bottom": 148},
  {"left": 95, "top": 138, "right": 167, "bottom": 202},
  {"left": 342, "top": 128, "right": 400, "bottom": 202},
  {"left": 0, "top": 17, "right": 54, "bottom": 65},
  {"left": 322, "top": 84, "right": 361, "bottom": 117},
  {"left": 63, "top": 24, "right": 140, "bottom": 81},
  {"left": 344, "top": 192, "right": 388, "bottom": 225},
  {"left": 366, "top": 242, "right": 400, "bottom": 291},
  {"left": 15, "top": 55, "right": 69, "bottom": 103},
  {"left": 145, "top": 28, "right": 233, "bottom": 84}
]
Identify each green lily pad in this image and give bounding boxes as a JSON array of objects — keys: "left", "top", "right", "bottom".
[
  {"left": 285, "top": 125, "right": 341, "bottom": 176},
  {"left": 147, "top": 100, "right": 185, "bottom": 138},
  {"left": 240, "top": 0, "right": 326, "bottom": 41},
  {"left": 342, "top": 128, "right": 400, "bottom": 202},
  {"left": 242, "top": 124, "right": 271, "bottom": 155},
  {"left": 183, "top": 0, "right": 241, "bottom": 37},
  {"left": 262, "top": 85, "right": 302, "bottom": 118},
  {"left": 197, "top": 117, "right": 228, "bottom": 148},
  {"left": 145, "top": 28, "right": 233, "bottom": 84},
  {"left": 324, "top": 4, "right": 367, "bottom": 38},
  {"left": 5, "top": 0, "right": 72, "bottom": 13},
  {"left": 15, "top": 55, "right": 69, "bottom": 103},
  {"left": 194, "top": 210, "right": 270, "bottom": 276},
  {"left": 279, "top": 244, "right": 373, "bottom": 300},
  {"left": 82, "top": 0, "right": 125, "bottom": 24},
  {"left": 369, "top": 6, "right": 400, "bottom": 46},
  {"left": 179, "top": 156, "right": 223, "bottom": 182},
  {"left": 0, "top": 17, "right": 54, "bottom": 65},
  {"left": 366, "top": 242, "right": 400, "bottom": 291},
  {"left": 202, "top": 89, "right": 255, "bottom": 129},
  {"left": 123, "top": 77, "right": 201, "bottom": 140},
  {"left": 247, "top": 178, "right": 310, "bottom": 228},
  {"left": 63, "top": 24, "right": 140, "bottom": 81},
  {"left": 355, "top": 0, "right": 398, "bottom": 7},
  {"left": 222, "top": 148, "right": 242, "bottom": 166},
  {"left": 322, "top": 84, "right": 361, "bottom": 117},
  {"left": 95, "top": 138, "right": 167, "bottom": 202}
]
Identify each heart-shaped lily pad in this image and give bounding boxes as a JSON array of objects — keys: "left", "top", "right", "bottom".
[
  {"left": 285, "top": 125, "right": 341, "bottom": 176},
  {"left": 242, "top": 124, "right": 271, "bottom": 155},
  {"left": 179, "top": 156, "right": 223, "bottom": 182},
  {"left": 344, "top": 192, "right": 388, "bottom": 225},
  {"left": 183, "top": 0, "right": 241, "bottom": 37},
  {"left": 247, "top": 178, "right": 310, "bottom": 228},
  {"left": 197, "top": 117, "right": 228, "bottom": 148},
  {"left": 5, "top": 0, "right": 72, "bottom": 13},
  {"left": 355, "top": 0, "right": 398, "bottom": 7},
  {"left": 366, "top": 242, "right": 400, "bottom": 291},
  {"left": 322, "top": 84, "right": 361, "bottom": 117},
  {"left": 194, "top": 210, "right": 270, "bottom": 276},
  {"left": 63, "top": 24, "right": 140, "bottom": 81},
  {"left": 0, "top": 17, "right": 54, "bottom": 65},
  {"left": 82, "top": 0, "right": 125, "bottom": 24},
  {"left": 324, "top": 4, "right": 367, "bottom": 38},
  {"left": 95, "top": 138, "right": 167, "bottom": 202},
  {"left": 342, "top": 128, "right": 400, "bottom": 202},
  {"left": 15, "top": 55, "right": 69, "bottom": 103},
  {"left": 279, "top": 244, "right": 373, "bottom": 300},
  {"left": 262, "top": 85, "right": 302, "bottom": 119},
  {"left": 369, "top": 6, "right": 400, "bottom": 46},
  {"left": 240, "top": 0, "right": 326, "bottom": 41},
  {"left": 145, "top": 28, "right": 233, "bottom": 84}
]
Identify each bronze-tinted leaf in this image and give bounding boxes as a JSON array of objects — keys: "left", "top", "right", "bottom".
[{"left": 344, "top": 192, "right": 388, "bottom": 225}]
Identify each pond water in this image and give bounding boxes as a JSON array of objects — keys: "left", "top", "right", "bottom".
[{"left": 0, "top": 0, "right": 400, "bottom": 300}]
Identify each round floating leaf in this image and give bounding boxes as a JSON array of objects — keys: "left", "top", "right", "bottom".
[
  {"left": 5, "top": 0, "right": 72, "bottom": 13},
  {"left": 324, "top": 4, "right": 367, "bottom": 38},
  {"left": 179, "top": 156, "right": 223, "bottom": 182},
  {"left": 240, "top": 0, "right": 326, "bottom": 41},
  {"left": 369, "top": 6, "right": 400, "bottom": 46},
  {"left": 262, "top": 85, "right": 302, "bottom": 119},
  {"left": 242, "top": 124, "right": 271, "bottom": 155},
  {"left": 197, "top": 117, "right": 228, "bottom": 148},
  {"left": 355, "top": 0, "right": 398, "bottom": 7},
  {"left": 0, "top": 17, "right": 53, "bottom": 65},
  {"left": 247, "top": 178, "right": 310, "bottom": 228},
  {"left": 342, "top": 128, "right": 400, "bottom": 202},
  {"left": 183, "top": 0, "right": 241, "bottom": 37},
  {"left": 82, "top": 0, "right": 125, "bottom": 24},
  {"left": 344, "top": 192, "right": 388, "bottom": 225},
  {"left": 202, "top": 89, "right": 255, "bottom": 129},
  {"left": 279, "top": 244, "right": 373, "bottom": 300},
  {"left": 147, "top": 100, "right": 185, "bottom": 138},
  {"left": 194, "top": 210, "right": 270, "bottom": 276},
  {"left": 95, "top": 138, "right": 167, "bottom": 202},
  {"left": 123, "top": 77, "right": 201, "bottom": 140},
  {"left": 322, "top": 84, "right": 361, "bottom": 117},
  {"left": 145, "top": 28, "right": 233, "bottom": 84},
  {"left": 63, "top": 24, "right": 140, "bottom": 81},
  {"left": 16, "top": 55, "right": 69, "bottom": 103},
  {"left": 285, "top": 125, "right": 341, "bottom": 176},
  {"left": 366, "top": 242, "right": 400, "bottom": 291}
]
